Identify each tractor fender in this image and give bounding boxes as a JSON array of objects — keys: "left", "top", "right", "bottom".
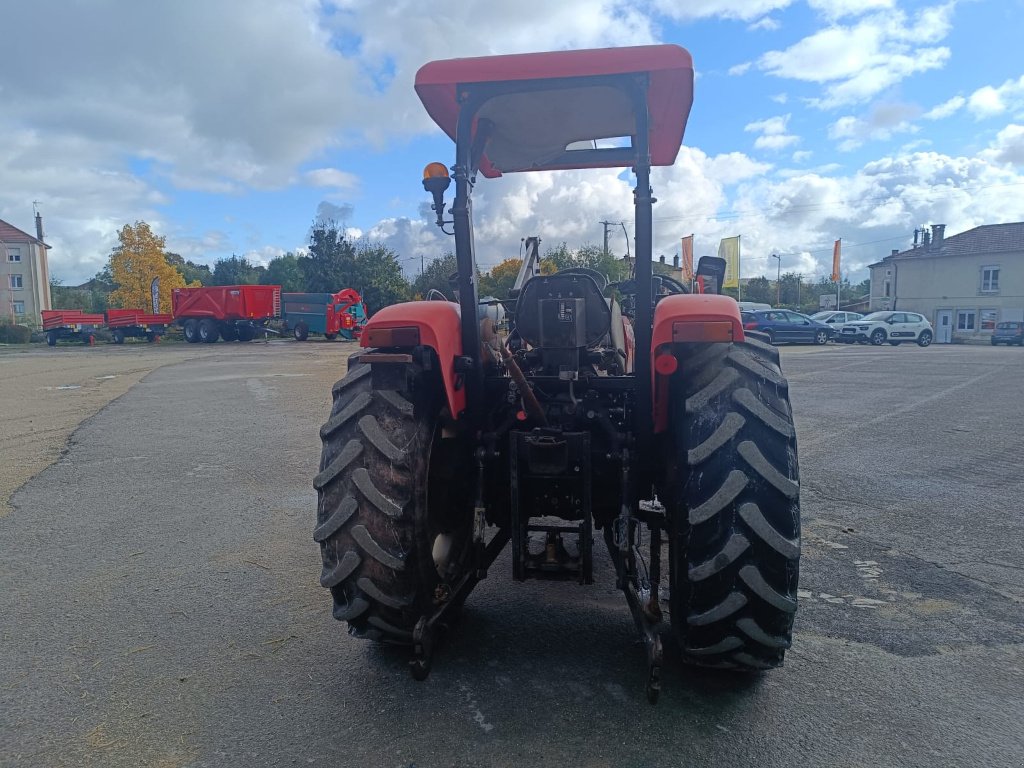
[
  {"left": 359, "top": 301, "right": 465, "bottom": 417},
  {"left": 651, "top": 294, "right": 745, "bottom": 433}
]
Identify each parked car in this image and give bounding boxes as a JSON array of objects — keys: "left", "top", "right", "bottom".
[
  {"left": 991, "top": 321, "right": 1024, "bottom": 346},
  {"left": 741, "top": 309, "right": 832, "bottom": 345},
  {"left": 810, "top": 310, "right": 864, "bottom": 328},
  {"left": 836, "top": 311, "right": 933, "bottom": 346}
]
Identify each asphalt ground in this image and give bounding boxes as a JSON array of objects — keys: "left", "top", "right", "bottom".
[{"left": 1, "top": 341, "right": 1022, "bottom": 767}]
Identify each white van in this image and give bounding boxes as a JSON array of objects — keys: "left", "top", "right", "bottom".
[{"left": 737, "top": 301, "right": 773, "bottom": 312}]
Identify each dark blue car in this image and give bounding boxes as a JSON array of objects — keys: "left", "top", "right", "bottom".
[{"left": 741, "top": 309, "right": 832, "bottom": 345}]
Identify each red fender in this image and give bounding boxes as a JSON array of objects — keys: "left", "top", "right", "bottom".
[
  {"left": 651, "top": 294, "right": 745, "bottom": 433},
  {"left": 359, "top": 301, "right": 465, "bottom": 418}
]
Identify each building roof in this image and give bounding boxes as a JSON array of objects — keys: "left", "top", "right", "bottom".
[
  {"left": 0, "top": 218, "right": 47, "bottom": 247},
  {"left": 870, "top": 222, "right": 1024, "bottom": 267}
]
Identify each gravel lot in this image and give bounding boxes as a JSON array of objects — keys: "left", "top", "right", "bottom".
[{"left": 1, "top": 340, "right": 1022, "bottom": 767}]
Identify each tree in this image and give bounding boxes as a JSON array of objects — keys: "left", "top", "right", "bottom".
[
  {"left": 540, "top": 242, "right": 630, "bottom": 284},
  {"left": 108, "top": 221, "right": 191, "bottom": 312},
  {"left": 49, "top": 278, "right": 93, "bottom": 311},
  {"left": 479, "top": 258, "right": 522, "bottom": 299},
  {"left": 412, "top": 253, "right": 458, "bottom": 300},
  {"left": 211, "top": 255, "right": 264, "bottom": 285},
  {"left": 743, "top": 276, "right": 776, "bottom": 305},
  {"left": 299, "top": 220, "right": 411, "bottom": 311},
  {"left": 351, "top": 241, "right": 410, "bottom": 312},
  {"left": 299, "top": 220, "right": 357, "bottom": 293},
  {"left": 262, "top": 253, "right": 305, "bottom": 292},
  {"left": 165, "top": 252, "right": 214, "bottom": 285}
]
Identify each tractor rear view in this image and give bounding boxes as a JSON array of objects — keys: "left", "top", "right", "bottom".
[{"left": 313, "top": 45, "right": 800, "bottom": 701}]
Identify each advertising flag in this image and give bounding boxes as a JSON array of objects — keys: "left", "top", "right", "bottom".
[
  {"left": 680, "top": 235, "right": 694, "bottom": 282},
  {"left": 832, "top": 239, "right": 841, "bottom": 282},
  {"left": 151, "top": 277, "right": 160, "bottom": 314},
  {"left": 719, "top": 236, "right": 740, "bottom": 289}
]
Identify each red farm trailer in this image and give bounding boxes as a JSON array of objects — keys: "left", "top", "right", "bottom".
[
  {"left": 105, "top": 309, "right": 174, "bottom": 344},
  {"left": 41, "top": 310, "right": 105, "bottom": 346},
  {"left": 172, "top": 285, "right": 281, "bottom": 343},
  {"left": 280, "top": 288, "right": 368, "bottom": 341}
]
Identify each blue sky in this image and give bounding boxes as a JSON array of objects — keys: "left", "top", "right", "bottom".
[{"left": 1, "top": 0, "right": 1022, "bottom": 285}]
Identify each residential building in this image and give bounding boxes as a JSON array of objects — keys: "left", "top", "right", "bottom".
[
  {"left": 0, "top": 213, "right": 52, "bottom": 325},
  {"left": 868, "top": 222, "right": 1024, "bottom": 343}
]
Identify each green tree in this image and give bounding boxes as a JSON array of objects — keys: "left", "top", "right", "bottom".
[
  {"left": 540, "top": 242, "right": 630, "bottom": 284},
  {"left": 211, "top": 255, "right": 264, "bottom": 285},
  {"left": 299, "top": 220, "right": 357, "bottom": 292},
  {"left": 165, "top": 252, "right": 214, "bottom": 285},
  {"left": 743, "top": 276, "right": 776, "bottom": 305},
  {"left": 412, "top": 252, "right": 458, "bottom": 299},
  {"left": 262, "top": 253, "right": 305, "bottom": 292},
  {"left": 49, "top": 278, "right": 93, "bottom": 311},
  {"left": 351, "top": 241, "right": 410, "bottom": 312}
]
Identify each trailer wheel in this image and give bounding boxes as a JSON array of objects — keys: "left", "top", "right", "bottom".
[
  {"left": 146, "top": 332, "right": 157, "bottom": 343},
  {"left": 220, "top": 324, "right": 238, "bottom": 342},
  {"left": 236, "top": 325, "right": 255, "bottom": 343},
  {"left": 183, "top": 320, "right": 200, "bottom": 344},
  {"left": 46, "top": 331, "right": 57, "bottom": 347},
  {"left": 315, "top": 360, "right": 475, "bottom": 643},
  {"left": 661, "top": 336, "right": 800, "bottom": 671},
  {"left": 324, "top": 332, "right": 338, "bottom": 341},
  {"left": 112, "top": 329, "right": 125, "bottom": 345},
  {"left": 294, "top": 322, "right": 309, "bottom": 342},
  {"left": 198, "top": 319, "right": 220, "bottom": 343}
]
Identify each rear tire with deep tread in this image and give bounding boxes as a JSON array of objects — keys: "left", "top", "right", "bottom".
[
  {"left": 314, "top": 359, "right": 473, "bottom": 643},
  {"left": 662, "top": 336, "right": 800, "bottom": 671}
]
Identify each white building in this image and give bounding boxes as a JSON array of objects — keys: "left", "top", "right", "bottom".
[
  {"left": 0, "top": 214, "right": 52, "bottom": 325},
  {"left": 868, "top": 222, "right": 1024, "bottom": 344}
]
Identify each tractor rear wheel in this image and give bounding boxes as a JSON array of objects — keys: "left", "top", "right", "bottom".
[
  {"left": 662, "top": 335, "right": 800, "bottom": 670},
  {"left": 314, "top": 360, "right": 474, "bottom": 643}
]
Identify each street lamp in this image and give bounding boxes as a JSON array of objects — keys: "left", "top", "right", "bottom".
[{"left": 770, "top": 253, "right": 781, "bottom": 307}]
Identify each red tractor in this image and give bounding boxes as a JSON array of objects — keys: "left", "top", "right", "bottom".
[{"left": 314, "top": 45, "right": 800, "bottom": 701}]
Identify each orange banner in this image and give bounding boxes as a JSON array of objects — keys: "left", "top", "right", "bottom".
[
  {"left": 832, "top": 239, "right": 841, "bottom": 282},
  {"left": 681, "top": 235, "right": 694, "bottom": 282}
]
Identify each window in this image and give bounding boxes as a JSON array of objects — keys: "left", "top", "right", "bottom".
[
  {"left": 12, "top": 300, "right": 25, "bottom": 315},
  {"left": 906, "top": 314, "right": 923, "bottom": 323},
  {"left": 9, "top": 274, "right": 23, "bottom": 290},
  {"left": 884, "top": 280, "right": 891, "bottom": 297},
  {"left": 981, "top": 266, "right": 999, "bottom": 293},
  {"left": 7, "top": 248, "right": 20, "bottom": 262},
  {"left": 957, "top": 310, "right": 976, "bottom": 331},
  {"left": 980, "top": 309, "right": 997, "bottom": 331}
]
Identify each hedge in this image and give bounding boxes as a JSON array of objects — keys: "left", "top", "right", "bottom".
[{"left": 0, "top": 324, "right": 32, "bottom": 344}]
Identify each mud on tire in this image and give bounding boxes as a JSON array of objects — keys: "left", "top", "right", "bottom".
[
  {"left": 662, "top": 334, "right": 800, "bottom": 670},
  {"left": 314, "top": 358, "right": 473, "bottom": 643}
]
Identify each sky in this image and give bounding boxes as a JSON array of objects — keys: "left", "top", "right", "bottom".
[{"left": 2, "top": 0, "right": 1023, "bottom": 287}]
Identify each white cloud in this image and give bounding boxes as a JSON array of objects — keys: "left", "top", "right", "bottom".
[
  {"left": 771, "top": 93, "right": 789, "bottom": 104},
  {"left": 729, "top": 62, "right": 753, "bottom": 76},
  {"left": 745, "top": 114, "right": 800, "bottom": 151},
  {"left": 792, "top": 150, "right": 814, "bottom": 162},
  {"left": 748, "top": 16, "right": 781, "bottom": 30},
  {"left": 757, "top": 4, "right": 955, "bottom": 108},
  {"left": 923, "top": 95, "right": 965, "bottom": 120},
  {"left": 981, "top": 124, "right": 1024, "bottom": 166},
  {"left": 304, "top": 168, "right": 360, "bottom": 190},
  {"left": 826, "top": 103, "right": 918, "bottom": 150},
  {"left": 806, "top": 0, "right": 894, "bottom": 19},
  {"left": 967, "top": 76, "right": 1024, "bottom": 119},
  {"left": 651, "top": 0, "right": 792, "bottom": 22}
]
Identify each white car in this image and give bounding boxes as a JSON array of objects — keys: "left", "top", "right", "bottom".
[{"left": 836, "top": 311, "right": 933, "bottom": 347}]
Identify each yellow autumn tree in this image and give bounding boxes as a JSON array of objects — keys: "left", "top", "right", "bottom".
[{"left": 108, "top": 221, "right": 196, "bottom": 312}]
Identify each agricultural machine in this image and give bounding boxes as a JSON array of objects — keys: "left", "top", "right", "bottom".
[
  {"left": 313, "top": 45, "right": 800, "bottom": 701},
  {"left": 281, "top": 289, "right": 368, "bottom": 341},
  {"left": 172, "top": 285, "right": 281, "bottom": 343}
]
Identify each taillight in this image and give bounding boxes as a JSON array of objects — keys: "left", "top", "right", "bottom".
[
  {"left": 743, "top": 321, "right": 759, "bottom": 330},
  {"left": 364, "top": 326, "right": 420, "bottom": 347}
]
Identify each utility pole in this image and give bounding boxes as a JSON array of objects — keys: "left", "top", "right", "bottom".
[
  {"left": 770, "top": 253, "right": 781, "bottom": 307},
  {"left": 420, "top": 253, "right": 424, "bottom": 276},
  {"left": 599, "top": 220, "right": 616, "bottom": 257}
]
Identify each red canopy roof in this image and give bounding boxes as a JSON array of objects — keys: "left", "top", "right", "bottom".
[{"left": 415, "top": 45, "right": 694, "bottom": 177}]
